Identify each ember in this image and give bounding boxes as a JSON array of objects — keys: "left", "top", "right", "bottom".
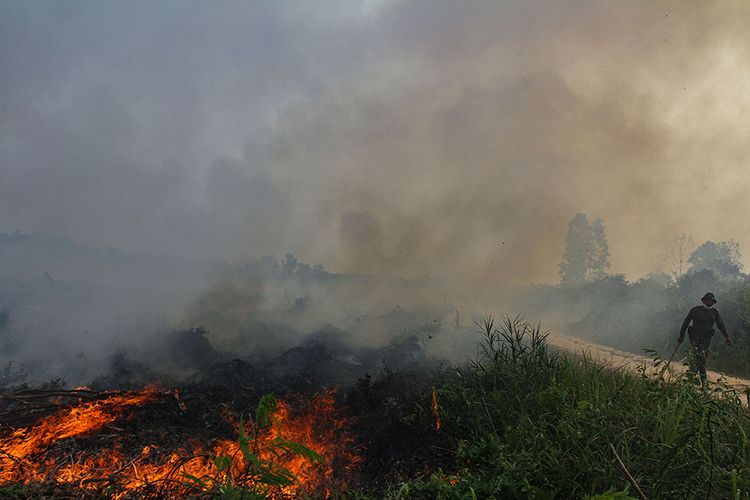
[
  {"left": 0, "top": 387, "right": 360, "bottom": 498},
  {"left": 432, "top": 386, "right": 441, "bottom": 432}
]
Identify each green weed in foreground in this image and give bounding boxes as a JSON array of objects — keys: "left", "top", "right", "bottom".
[
  {"left": 183, "top": 394, "right": 324, "bottom": 499},
  {"left": 391, "top": 315, "right": 750, "bottom": 499}
]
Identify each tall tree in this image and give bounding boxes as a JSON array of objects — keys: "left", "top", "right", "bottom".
[
  {"left": 668, "top": 233, "right": 695, "bottom": 280},
  {"left": 559, "top": 213, "right": 611, "bottom": 284},
  {"left": 590, "top": 218, "right": 611, "bottom": 279},
  {"left": 559, "top": 213, "right": 593, "bottom": 284}
]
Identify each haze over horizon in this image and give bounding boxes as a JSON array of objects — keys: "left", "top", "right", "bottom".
[{"left": 3, "top": 1, "right": 750, "bottom": 289}]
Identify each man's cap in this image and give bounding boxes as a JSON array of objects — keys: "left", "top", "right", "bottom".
[{"left": 702, "top": 292, "right": 717, "bottom": 304}]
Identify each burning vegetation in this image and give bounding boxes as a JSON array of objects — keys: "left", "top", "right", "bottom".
[
  {"left": 4, "top": 313, "right": 750, "bottom": 498},
  {"left": 0, "top": 251, "right": 460, "bottom": 498},
  {"left": 0, "top": 387, "right": 360, "bottom": 498}
]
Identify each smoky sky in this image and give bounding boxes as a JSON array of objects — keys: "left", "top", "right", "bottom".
[{"left": 2, "top": 1, "right": 750, "bottom": 289}]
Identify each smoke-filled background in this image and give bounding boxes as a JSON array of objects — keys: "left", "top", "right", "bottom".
[{"left": 2, "top": 1, "right": 750, "bottom": 383}]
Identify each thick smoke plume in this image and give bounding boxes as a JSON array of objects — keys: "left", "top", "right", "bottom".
[
  {"left": 3, "top": 2, "right": 750, "bottom": 285},
  {"left": 2, "top": 1, "right": 750, "bottom": 381}
]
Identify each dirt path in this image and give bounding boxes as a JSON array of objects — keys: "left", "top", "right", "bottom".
[{"left": 546, "top": 332, "right": 750, "bottom": 396}]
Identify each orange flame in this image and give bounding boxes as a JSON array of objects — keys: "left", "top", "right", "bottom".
[
  {"left": 432, "top": 387, "right": 441, "bottom": 431},
  {"left": 0, "top": 388, "right": 360, "bottom": 497},
  {"left": 0, "top": 387, "right": 159, "bottom": 463}
]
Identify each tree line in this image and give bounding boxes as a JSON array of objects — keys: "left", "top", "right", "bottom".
[{"left": 558, "top": 213, "right": 743, "bottom": 285}]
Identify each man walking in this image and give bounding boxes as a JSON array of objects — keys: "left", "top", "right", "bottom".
[{"left": 678, "top": 292, "right": 732, "bottom": 385}]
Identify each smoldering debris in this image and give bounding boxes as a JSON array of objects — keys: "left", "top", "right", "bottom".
[
  {"left": 0, "top": 231, "right": 472, "bottom": 495},
  {"left": 83, "top": 318, "right": 448, "bottom": 393},
  {"left": 0, "top": 231, "right": 472, "bottom": 390},
  {"left": 0, "top": 278, "right": 461, "bottom": 496}
]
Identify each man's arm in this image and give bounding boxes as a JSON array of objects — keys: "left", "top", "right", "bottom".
[
  {"left": 678, "top": 309, "right": 693, "bottom": 342},
  {"left": 715, "top": 309, "right": 731, "bottom": 344}
]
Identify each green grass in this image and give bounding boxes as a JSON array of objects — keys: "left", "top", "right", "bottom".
[
  {"left": 388, "top": 315, "right": 750, "bottom": 499},
  {"left": 182, "top": 394, "right": 324, "bottom": 499}
]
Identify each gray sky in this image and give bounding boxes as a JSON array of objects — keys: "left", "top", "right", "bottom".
[{"left": 2, "top": 1, "right": 750, "bottom": 288}]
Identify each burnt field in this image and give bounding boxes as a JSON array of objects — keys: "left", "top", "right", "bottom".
[
  {"left": 0, "top": 324, "right": 453, "bottom": 498},
  {"left": 0, "top": 241, "right": 466, "bottom": 498},
  {"left": 5, "top": 317, "right": 750, "bottom": 499}
]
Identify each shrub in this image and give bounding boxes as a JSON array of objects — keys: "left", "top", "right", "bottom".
[{"left": 395, "top": 315, "right": 750, "bottom": 499}]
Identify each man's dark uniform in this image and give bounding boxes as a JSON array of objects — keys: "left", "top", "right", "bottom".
[{"left": 678, "top": 293, "right": 730, "bottom": 383}]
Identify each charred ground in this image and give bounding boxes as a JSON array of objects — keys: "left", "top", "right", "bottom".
[{"left": 0, "top": 316, "right": 454, "bottom": 498}]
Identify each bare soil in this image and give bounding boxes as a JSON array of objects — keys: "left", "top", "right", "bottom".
[{"left": 546, "top": 332, "right": 750, "bottom": 396}]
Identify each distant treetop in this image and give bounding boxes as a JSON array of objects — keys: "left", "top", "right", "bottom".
[
  {"left": 559, "top": 213, "right": 611, "bottom": 285},
  {"left": 688, "top": 240, "right": 743, "bottom": 278}
]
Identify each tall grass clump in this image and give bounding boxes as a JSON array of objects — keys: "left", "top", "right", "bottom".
[{"left": 395, "top": 315, "right": 750, "bottom": 499}]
